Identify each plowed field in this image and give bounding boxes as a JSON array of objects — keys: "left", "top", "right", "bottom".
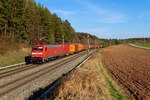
[{"left": 102, "top": 44, "right": 150, "bottom": 100}]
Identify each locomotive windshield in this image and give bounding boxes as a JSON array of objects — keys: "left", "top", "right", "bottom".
[{"left": 32, "top": 47, "right": 43, "bottom": 51}]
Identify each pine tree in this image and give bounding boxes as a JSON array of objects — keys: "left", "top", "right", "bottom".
[{"left": 0, "top": 0, "right": 100, "bottom": 47}]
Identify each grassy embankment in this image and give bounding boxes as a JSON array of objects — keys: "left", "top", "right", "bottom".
[
  {"left": 47, "top": 50, "right": 127, "bottom": 100},
  {"left": 135, "top": 43, "right": 150, "bottom": 48},
  {"left": 0, "top": 48, "right": 30, "bottom": 67}
]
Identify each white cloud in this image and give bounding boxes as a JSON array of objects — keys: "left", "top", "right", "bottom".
[
  {"left": 86, "top": 28, "right": 107, "bottom": 34},
  {"left": 78, "top": 1, "right": 127, "bottom": 24},
  {"left": 85, "top": 2, "right": 105, "bottom": 15},
  {"left": 137, "top": 14, "right": 145, "bottom": 19},
  {"left": 100, "top": 14, "right": 126, "bottom": 23},
  {"left": 77, "top": 27, "right": 107, "bottom": 38},
  {"left": 53, "top": 9, "right": 74, "bottom": 17},
  {"left": 52, "top": 9, "right": 76, "bottom": 21},
  {"left": 83, "top": 28, "right": 111, "bottom": 38}
]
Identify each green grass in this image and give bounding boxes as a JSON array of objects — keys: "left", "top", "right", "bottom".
[
  {"left": 135, "top": 43, "right": 150, "bottom": 48},
  {"left": 97, "top": 56, "right": 127, "bottom": 100},
  {"left": 0, "top": 48, "right": 30, "bottom": 67}
]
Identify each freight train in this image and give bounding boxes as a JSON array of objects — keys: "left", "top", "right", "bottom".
[{"left": 31, "top": 44, "right": 100, "bottom": 63}]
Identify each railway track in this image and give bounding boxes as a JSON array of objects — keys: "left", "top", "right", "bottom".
[
  {"left": 0, "top": 50, "right": 91, "bottom": 98},
  {"left": 36, "top": 54, "right": 92, "bottom": 100},
  {"left": 0, "top": 51, "right": 86, "bottom": 79},
  {"left": 0, "top": 64, "right": 37, "bottom": 79}
]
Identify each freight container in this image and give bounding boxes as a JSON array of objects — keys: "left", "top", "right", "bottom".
[
  {"left": 78, "top": 44, "right": 83, "bottom": 52},
  {"left": 69, "top": 44, "right": 76, "bottom": 54}
]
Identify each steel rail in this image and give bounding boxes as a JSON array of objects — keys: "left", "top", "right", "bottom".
[
  {"left": 0, "top": 62, "right": 26, "bottom": 70},
  {"left": 37, "top": 55, "right": 92, "bottom": 100},
  {"left": 0, "top": 51, "right": 86, "bottom": 79},
  {"left": 0, "top": 52, "right": 87, "bottom": 97}
]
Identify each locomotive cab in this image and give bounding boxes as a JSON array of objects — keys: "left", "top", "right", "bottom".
[{"left": 31, "top": 45, "right": 45, "bottom": 63}]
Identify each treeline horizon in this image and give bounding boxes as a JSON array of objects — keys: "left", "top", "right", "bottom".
[
  {"left": 101, "top": 37, "right": 150, "bottom": 47},
  {"left": 0, "top": 0, "right": 100, "bottom": 47}
]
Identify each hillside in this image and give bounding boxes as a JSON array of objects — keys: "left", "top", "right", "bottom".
[{"left": 0, "top": 0, "right": 100, "bottom": 51}]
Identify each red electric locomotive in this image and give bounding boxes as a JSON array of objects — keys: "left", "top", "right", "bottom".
[{"left": 31, "top": 44, "right": 63, "bottom": 63}]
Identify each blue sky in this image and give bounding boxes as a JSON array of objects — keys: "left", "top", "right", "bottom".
[{"left": 35, "top": 0, "right": 150, "bottom": 39}]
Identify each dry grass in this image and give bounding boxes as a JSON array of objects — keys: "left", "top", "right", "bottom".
[
  {"left": 0, "top": 41, "right": 31, "bottom": 67},
  {"left": 0, "top": 47, "right": 30, "bottom": 67},
  {"left": 48, "top": 51, "right": 113, "bottom": 100},
  {"left": 98, "top": 51, "right": 126, "bottom": 100},
  {"left": 0, "top": 41, "right": 28, "bottom": 55},
  {"left": 0, "top": 41, "right": 9, "bottom": 55}
]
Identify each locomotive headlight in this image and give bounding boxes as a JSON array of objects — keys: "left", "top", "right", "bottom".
[
  {"left": 38, "top": 53, "right": 43, "bottom": 54},
  {"left": 32, "top": 53, "right": 37, "bottom": 54}
]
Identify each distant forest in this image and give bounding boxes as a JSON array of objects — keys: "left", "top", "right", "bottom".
[
  {"left": 101, "top": 38, "right": 150, "bottom": 47},
  {"left": 0, "top": 0, "right": 100, "bottom": 47}
]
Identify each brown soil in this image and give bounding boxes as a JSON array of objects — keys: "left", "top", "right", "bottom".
[{"left": 102, "top": 44, "right": 150, "bottom": 100}]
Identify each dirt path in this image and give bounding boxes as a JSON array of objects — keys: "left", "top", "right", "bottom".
[{"left": 102, "top": 44, "right": 150, "bottom": 100}]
